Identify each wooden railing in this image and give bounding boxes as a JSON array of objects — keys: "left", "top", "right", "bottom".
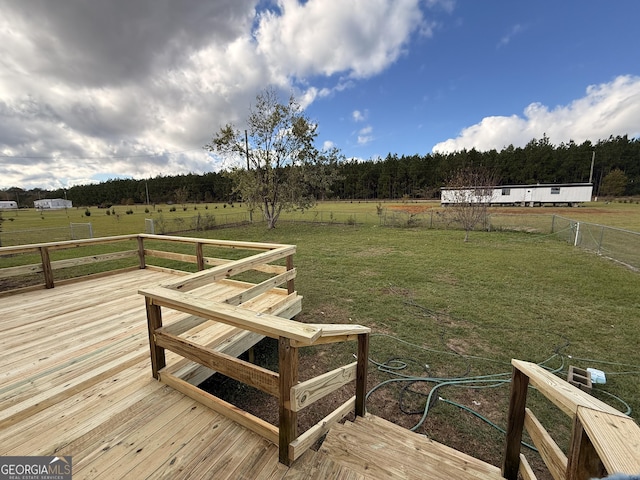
[
  {"left": 141, "top": 281, "right": 370, "bottom": 465},
  {"left": 0, "top": 234, "right": 293, "bottom": 295},
  {"left": 502, "top": 359, "right": 640, "bottom": 480}
]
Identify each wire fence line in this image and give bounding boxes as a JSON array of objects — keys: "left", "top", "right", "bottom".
[
  {"left": 1, "top": 210, "right": 637, "bottom": 272},
  {"left": 487, "top": 213, "right": 640, "bottom": 271}
]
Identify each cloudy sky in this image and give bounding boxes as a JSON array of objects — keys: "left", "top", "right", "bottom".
[{"left": 1, "top": 0, "right": 639, "bottom": 190}]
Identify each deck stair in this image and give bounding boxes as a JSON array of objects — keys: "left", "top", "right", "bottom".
[{"left": 318, "top": 414, "right": 504, "bottom": 480}]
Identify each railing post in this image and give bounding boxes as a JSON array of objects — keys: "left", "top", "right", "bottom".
[
  {"left": 567, "top": 413, "right": 607, "bottom": 480},
  {"left": 502, "top": 366, "right": 529, "bottom": 480},
  {"left": 39, "top": 246, "right": 54, "bottom": 289},
  {"left": 137, "top": 236, "right": 146, "bottom": 269},
  {"left": 196, "top": 242, "right": 205, "bottom": 271},
  {"left": 286, "top": 255, "right": 295, "bottom": 294},
  {"left": 145, "top": 296, "right": 165, "bottom": 379},
  {"left": 278, "top": 336, "right": 298, "bottom": 465},
  {"left": 355, "top": 333, "right": 369, "bottom": 417}
]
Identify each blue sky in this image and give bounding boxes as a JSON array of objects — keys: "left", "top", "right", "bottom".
[{"left": 0, "top": 0, "right": 638, "bottom": 190}]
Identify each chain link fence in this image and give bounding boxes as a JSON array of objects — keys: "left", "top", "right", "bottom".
[
  {"left": 2, "top": 209, "right": 637, "bottom": 272},
  {"left": 487, "top": 213, "right": 639, "bottom": 271},
  {"left": 0, "top": 223, "right": 93, "bottom": 247}
]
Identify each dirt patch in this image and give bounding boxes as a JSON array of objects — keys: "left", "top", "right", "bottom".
[{"left": 198, "top": 338, "right": 355, "bottom": 434}]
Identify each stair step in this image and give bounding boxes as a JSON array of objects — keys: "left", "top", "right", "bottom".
[
  {"left": 320, "top": 415, "right": 503, "bottom": 480},
  {"left": 284, "top": 449, "right": 367, "bottom": 480}
]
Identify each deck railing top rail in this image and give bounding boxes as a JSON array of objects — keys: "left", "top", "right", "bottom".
[{"left": 502, "top": 359, "right": 640, "bottom": 480}]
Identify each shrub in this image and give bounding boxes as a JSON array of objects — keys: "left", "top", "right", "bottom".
[
  {"left": 170, "top": 206, "right": 176, "bottom": 212},
  {"left": 126, "top": 209, "right": 134, "bottom": 215},
  {"left": 84, "top": 208, "right": 91, "bottom": 217},
  {"left": 106, "top": 209, "right": 111, "bottom": 216},
  {"left": 144, "top": 208, "right": 149, "bottom": 214}
]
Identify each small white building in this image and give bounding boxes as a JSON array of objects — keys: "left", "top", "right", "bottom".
[
  {"left": 441, "top": 183, "right": 593, "bottom": 207},
  {"left": 34, "top": 198, "right": 73, "bottom": 210},
  {"left": 0, "top": 200, "right": 18, "bottom": 210}
]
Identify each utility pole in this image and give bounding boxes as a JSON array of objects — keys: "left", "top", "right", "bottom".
[
  {"left": 589, "top": 150, "right": 595, "bottom": 184},
  {"left": 244, "top": 130, "right": 250, "bottom": 170},
  {"left": 245, "top": 129, "right": 252, "bottom": 222}
]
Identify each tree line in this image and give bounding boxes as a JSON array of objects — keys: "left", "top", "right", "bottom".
[{"left": 2, "top": 134, "right": 638, "bottom": 208}]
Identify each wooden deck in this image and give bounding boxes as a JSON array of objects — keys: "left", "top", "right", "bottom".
[
  {"left": 3, "top": 233, "right": 636, "bottom": 479},
  {"left": 0, "top": 269, "right": 297, "bottom": 479},
  {"left": 0, "top": 267, "right": 504, "bottom": 479}
]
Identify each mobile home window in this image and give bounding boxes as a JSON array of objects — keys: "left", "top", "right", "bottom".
[
  {"left": 501, "top": 188, "right": 511, "bottom": 195},
  {"left": 551, "top": 187, "right": 561, "bottom": 194}
]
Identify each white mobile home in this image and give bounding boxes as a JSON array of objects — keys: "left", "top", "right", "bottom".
[
  {"left": 0, "top": 201, "right": 18, "bottom": 210},
  {"left": 34, "top": 198, "right": 73, "bottom": 210},
  {"left": 441, "top": 183, "right": 593, "bottom": 207}
]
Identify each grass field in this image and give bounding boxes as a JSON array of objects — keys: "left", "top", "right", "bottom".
[
  {"left": 2, "top": 199, "right": 640, "bottom": 241},
  {"left": 199, "top": 220, "right": 640, "bottom": 471},
  {"left": 1, "top": 200, "right": 639, "bottom": 474}
]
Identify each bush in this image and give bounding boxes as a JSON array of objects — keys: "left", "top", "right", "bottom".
[
  {"left": 144, "top": 208, "right": 149, "bottom": 214},
  {"left": 106, "top": 209, "right": 111, "bottom": 216},
  {"left": 170, "top": 206, "right": 176, "bottom": 212},
  {"left": 126, "top": 209, "right": 134, "bottom": 215},
  {"left": 84, "top": 209, "right": 91, "bottom": 217}
]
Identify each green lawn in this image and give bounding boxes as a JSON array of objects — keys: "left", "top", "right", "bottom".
[
  {"left": 1, "top": 200, "right": 639, "bottom": 471},
  {"left": 195, "top": 221, "right": 640, "bottom": 468}
]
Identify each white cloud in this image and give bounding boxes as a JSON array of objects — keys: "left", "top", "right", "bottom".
[
  {"left": 357, "top": 125, "right": 374, "bottom": 145},
  {"left": 322, "top": 140, "right": 336, "bottom": 151},
  {"left": 255, "top": 0, "right": 425, "bottom": 79},
  {"left": 0, "top": 0, "right": 436, "bottom": 189},
  {"left": 497, "top": 24, "right": 524, "bottom": 48},
  {"left": 352, "top": 110, "right": 368, "bottom": 122},
  {"left": 432, "top": 75, "right": 640, "bottom": 153}
]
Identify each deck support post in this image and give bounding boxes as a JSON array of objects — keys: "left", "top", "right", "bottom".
[
  {"left": 145, "top": 296, "right": 165, "bottom": 379},
  {"left": 355, "top": 333, "right": 369, "bottom": 417},
  {"left": 286, "top": 255, "right": 295, "bottom": 294},
  {"left": 39, "top": 246, "right": 54, "bottom": 289},
  {"left": 278, "top": 336, "right": 298, "bottom": 465},
  {"left": 502, "top": 366, "right": 529, "bottom": 480},
  {"left": 196, "top": 242, "right": 204, "bottom": 271},
  {"left": 137, "top": 236, "right": 146, "bottom": 269}
]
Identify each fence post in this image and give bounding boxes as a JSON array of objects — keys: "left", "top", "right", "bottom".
[
  {"left": 551, "top": 214, "right": 556, "bottom": 234},
  {"left": 574, "top": 222, "right": 581, "bottom": 247}
]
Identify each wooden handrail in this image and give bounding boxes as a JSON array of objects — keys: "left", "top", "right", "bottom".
[
  {"left": 503, "top": 359, "right": 640, "bottom": 480},
  {"left": 141, "top": 285, "right": 322, "bottom": 344},
  {"left": 162, "top": 245, "right": 296, "bottom": 292},
  {"left": 0, "top": 233, "right": 297, "bottom": 294}
]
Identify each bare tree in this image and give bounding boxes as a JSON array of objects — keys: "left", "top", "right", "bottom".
[
  {"left": 443, "top": 167, "right": 499, "bottom": 242},
  {"left": 205, "top": 87, "right": 341, "bottom": 229}
]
